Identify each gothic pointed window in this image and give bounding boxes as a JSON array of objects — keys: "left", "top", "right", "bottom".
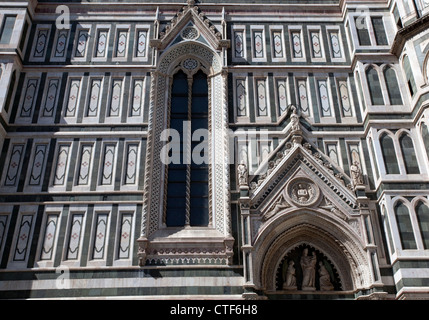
[
  {"left": 384, "top": 67, "right": 403, "bottom": 105},
  {"left": 366, "top": 67, "right": 384, "bottom": 105},
  {"left": 399, "top": 133, "right": 420, "bottom": 174},
  {"left": 394, "top": 202, "right": 417, "bottom": 250},
  {"left": 165, "top": 69, "right": 209, "bottom": 227},
  {"left": 380, "top": 133, "right": 399, "bottom": 174},
  {"left": 416, "top": 201, "right": 429, "bottom": 249},
  {"left": 403, "top": 55, "right": 417, "bottom": 97}
]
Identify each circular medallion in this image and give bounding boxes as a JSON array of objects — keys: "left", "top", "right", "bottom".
[
  {"left": 181, "top": 26, "right": 199, "bottom": 40},
  {"left": 285, "top": 178, "right": 320, "bottom": 207},
  {"left": 182, "top": 58, "right": 199, "bottom": 72}
]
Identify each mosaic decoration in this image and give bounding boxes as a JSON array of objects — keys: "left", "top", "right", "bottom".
[
  {"left": 310, "top": 30, "right": 322, "bottom": 58},
  {"left": 276, "top": 78, "right": 288, "bottom": 116},
  {"left": 291, "top": 31, "right": 303, "bottom": 58},
  {"left": 236, "top": 78, "right": 247, "bottom": 117},
  {"left": 234, "top": 30, "right": 244, "bottom": 58},
  {"left": 253, "top": 30, "right": 264, "bottom": 58},
  {"left": 124, "top": 144, "right": 138, "bottom": 185},
  {"left": 256, "top": 79, "right": 268, "bottom": 117},
  {"left": 338, "top": 80, "right": 353, "bottom": 117},
  {"left": 116, "top": 30, "right": 128, "bottom": 57},
  {"left": 297, "top": 79, "right": 310, "bottom": 116},
  {"left": 318, "top": 80, "right": 332, "bottom": 117}
]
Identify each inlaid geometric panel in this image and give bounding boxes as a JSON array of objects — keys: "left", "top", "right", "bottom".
[
  {"left": 53, "top": 145, "right": 70, "bottom": 186},
  {"left": 92, "top": 213, "right": 108, "bottom": 260},
  {"left": 5, "top": 144, "right": 25, "bottom": 187},
  {"left": 326, "top": 143, "right": 340, "bottom": 166},
  {"left": 115, "top": 30, "right": 128, "bottom": 57},
  {"left": 318, "top": 79, "right": 332, "bottom": 117},
  {"left": 77, "top": 145, "right": 93, "bottom": 186},
  {"left": 41, "top": 78, "right": 60, "bottom": 118},
  {"left": 20, "top": 78, "right": 39, "bottom": 118},
  {"left": 276, "top": 78, "right": 289, "bottom": 116},
  {"left": 109, "top": 79, "right": 123, "bottom": 117},
  {"left": 297, "top": 79, "right": 310, "bottom": 116},
  {"left": 136, "top": 30, "right": 148, "bottom": 57},
  {"left": 0, "top": 215, "right": 8, "bottom": 252},
  {"left": 236, "top": 78, "right": 247, "bottom": 117},
  {"left": 53, "top": 29, "right": 69, "bottom": 58},
  {"left": 310, "top": 30, "right": 322, "bottom": 58},
  {"left": 256, "top": 78, "right": 268, "bottom": 117},
  {"left": 329, "top": 31, "right": 342, "bottom": 58},
  {"left": 253, "top": 30, "right": 264, "bottom": 58},
  {"left": 101, "top": 144, "right": 116, "bottom": 185},
  {"left": 29, "top": 144, "right": 48, "bottom": 186},
  {"left": 75, "top": 29, "right": 89, "bottom": 57},
  {"left": 118, "top": 213, "right": 133, "bottom": 259},
  {"left": 130, "top": 79, "right": 144, "bottom": 117},
  {"left": 124, "top": 144, "right": 138, "bottom": 185},
  {"left": 33, "top": 29, "right": 49, "bottom": 58},
  {"left": 272, "top": 31, "right": 284, "bottom": 58},
  {"left": 234, "top": 30, "right": 245, "bottom": 58},
  {"left": 291, "top": 31, "right": 303, "bottom": 58},
  {"left": 13, "top": 215, "right": 33, "bottom": 262},
  {"left": 95, "top": 29, "right": 108, "bottom": 58},
  {"left": 338, "top": 80, "right": 353, "bottom": 117},
  {"left": 66, "top": 214, "right": 84, "bottom": 260},
  {"left": 40, "top": 214, "right": 59, "bottom": 261},
  {"left": 86, "top": 79, "right": 102, "bottom": 117},
  {"left": 65, "top": 79, "right": 81, "bottom": 117}
]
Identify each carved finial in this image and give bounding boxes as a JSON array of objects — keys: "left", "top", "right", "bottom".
[{"left": 187, "top": 0, "right": 196, "bottom": 7}]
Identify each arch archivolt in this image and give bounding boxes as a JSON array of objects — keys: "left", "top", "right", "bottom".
[{"left": 252, "top": 208, "right": 371, "bottom": 293}]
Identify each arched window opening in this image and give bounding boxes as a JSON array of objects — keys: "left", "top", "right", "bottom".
[
  {"left": 416, "top": 201, "right": 429, "bottom": 249},
  {"left": 384, "top": 67, "right": 403, "bottom": 105},
  {"left": 399, "top": 134, "right": 420, "bottom": 174},
  {"left": 394, "top": 202, "right": 417, "bottom": 250},
  {"left": 380, "top": 133, "right": 400, "bottom": 174},
  {"left": 366, "top": 67, "right": 384, "bottom": 105},
  {"left": 403, "top": 55, "right": 417, "bottom": 97},
  {"left": 165, "top": 69, "right": 209, "bottom": 227},
  {"left": 421, "top": 122, "right": 429, "bottom": 161}
]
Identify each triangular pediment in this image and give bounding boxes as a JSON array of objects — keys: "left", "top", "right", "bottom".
[
  {"left": 248, "top": 137, "right": 359, "bottom": 217},
  {"left": 150, "top": 0, "right": 230, "bottom": 51}
]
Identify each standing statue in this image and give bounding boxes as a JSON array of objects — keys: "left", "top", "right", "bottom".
[
  {"left": 318, "top": 261, "right": 334, "bottom": 291},
  {"left": 237, "top": 160, "right": 248, "bottom": 186},
  {"left": 300, "top": 248, "right": 317, "bottom": 291},
  {"left": 350, "top": 161, "right": 364, "bottom": 187},
  {"left": 290, "top": 105, "right": 300, "bottom": 132},
  {"left": 282, "top": 261, "right": 297, "bottom": 290}
]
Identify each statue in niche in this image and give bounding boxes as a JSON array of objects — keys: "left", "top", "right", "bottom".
[
  {"left": 237, "top": 160, "right": 248, "bottom": 186},
  {"left": 282, "top": 261, "right": 297, "bottom": 290},
  {"left": 300, "top": 248, "right": 317, "bottom": 291},
  {"left": 350, "top": 161, "right": 364, "bottom": 187},
  {"left": 319, "top": 261, "right": 334, "bottom": 291}
]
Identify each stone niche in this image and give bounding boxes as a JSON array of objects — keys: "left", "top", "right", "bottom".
[{"left": 276, "top": 244, "right": 342, "bottom": 292}]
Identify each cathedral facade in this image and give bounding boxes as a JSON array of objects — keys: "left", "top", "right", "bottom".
[{"left": 0, "top": 0, "right": 429, "bottom": 300}]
